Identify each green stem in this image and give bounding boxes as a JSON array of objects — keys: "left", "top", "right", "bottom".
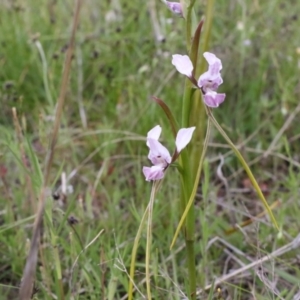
[
  {"left": 200, "top": 0, "right": 215, "bottom": 63},
  {"left": 178, "top": 164, "right": 196, "bottom": 299},
  {"left": 146, "top": 181, "right": 159, "bottom": 299},
  {"left": 128, "top": 181, "right": 162, "bottom": 300},
  {"left": 182, "top": 80, "right": 193, "bottom": 128},
  {"left": 186, "top": 240, "right": 196, "bottom": 299},
  {"left": 128, "top": 205, "right": 149, "bottom": 300},
  {"left": 181, "top": 2, "right": 198, "bottom": 299},
  {"left": 185, "top": 0, "right": 196, "bottom": 50},
  {"left": 171, "top": 118, "right": 211, "bottom": 249},
  {"left": 179, "top": 140, "right": 196, "bottom": 300},
  {"left": 207, "top": 108, "right": 279, "bottom": 229}
]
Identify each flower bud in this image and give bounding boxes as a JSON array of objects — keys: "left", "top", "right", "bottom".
[{"left": 163, "top": 1, "right": 183, "bottom": 17}]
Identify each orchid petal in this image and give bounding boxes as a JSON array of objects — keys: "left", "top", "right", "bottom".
[
  {"left": 203, "top": 91, "right": 226, "bottom": 108},
  {"left": 146, "top": 125, "right": 162, "bottom": 147},
  {"left": 203, "top": 52, "right": 222, "bottom": 74},
  {"left": 143, "top": 166, "right": 165, "bottom": 181},
  {"left": 172, "top": 54, "right": 194, "bottom": 78},
  {"left": 175, "top": 127, "right": 196, "bottom": 153},
  {"left": 198, "top": 71, "right": 223, "bottom": 92},
  {"left": 147, "top": 138, "right": 172, "bottom": 166}
]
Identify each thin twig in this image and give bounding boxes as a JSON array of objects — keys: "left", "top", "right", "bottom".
[
  {"left": 18, "top": 1, "right": 82, "bottom": 299},
  {"left": 146, "top": 182, "right": 159, "bottom": 299}
]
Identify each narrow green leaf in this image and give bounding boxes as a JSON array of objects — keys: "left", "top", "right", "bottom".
[{"left": 207, "top": 109, "right": 279, "bottom": 230}]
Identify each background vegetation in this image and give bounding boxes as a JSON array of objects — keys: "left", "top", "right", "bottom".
[{"left": 1, "top": 0, "right": 300, "bottom": 299}]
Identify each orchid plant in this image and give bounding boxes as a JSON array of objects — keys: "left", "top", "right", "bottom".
[{"left": 128, "top": 1, "right": 278, "bottom": 300}]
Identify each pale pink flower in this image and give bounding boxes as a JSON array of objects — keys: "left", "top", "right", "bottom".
[
  {"left": 143, "top": 126, "right": 195, "bottom": 181},
  {"left": 172, "top": 52, "right": 226, "bottom": 108}
]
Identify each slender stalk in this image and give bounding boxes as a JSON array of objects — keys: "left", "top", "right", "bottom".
[
  {"left": 186, "top": 240, "right": 196, "bottom": 298},
  {"left": 146, "top": 181, "right": 159, "bottom": 299},
  {"left": 185, "top": 0, "right": 196, "bottom": 50},
  {"left": 207, "top": 108, "right": 279, "bottom": 229},
  {"left": 182, "top": 3, "right": 215, "bottom": 293},
  {"left": 182, "top": 80, "right": 193, "bottom": 129},
  {"left": 181, "top": 1, "right": 198, "bottom": 299},
  {"left": 128, "top": 205, "right": 149, "bottom": 300},
  {"left": 180, "top": 106, "right": 211, "bottom": 300},
  {"left": 199, "top": 0, "right": 215, "bottom": 66},
  {"left": 128, "top": 181, "right": 162, "bottom": 300},
  {"left": 171, "top": 119, "right": 211, "bottom": 249},
  {"left": 178, "top": 148, "right": 195, "bottom": 300},
  {"left": 191, "top": 0, "right": 215, "bottom": 178}
]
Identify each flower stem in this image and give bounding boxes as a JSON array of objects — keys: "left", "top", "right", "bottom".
[
  {"left": 186, "top": 239, "right": 196, "bottom": 299},
  {"left": 198, "top": 0, "right": 215, "bottom": 68},
  {"left": 181, "top": 2, "right": 199, "bottom": 299},
  {"left": 145, "top": 181, "right": 159, "bottom": 299},
  {"left": 179, "top": 152, "right": 196, "bottom": 300},
  {"left": 128, "top": 205, "right": 149, "bottom": 300},
  {"left": 171, "top": 118, "right": 211, "bottom": 249},
  {"left": 128, "top": 181, "right": 161, "bottom": 300},
  {"left": 182, "top": 80, "right": 193, "bottom": 128}
]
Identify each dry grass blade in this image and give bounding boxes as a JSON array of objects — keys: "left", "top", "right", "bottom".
[
  {"left": 12, "top": 108, "right": 35, "bottom": 211},
  {"left": 18, "top": 1, "right": 82, "bottom": 299}
]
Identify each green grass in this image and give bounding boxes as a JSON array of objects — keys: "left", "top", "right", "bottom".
[{"left": 1, "top": 0, "right": 300, "bottom": 299}]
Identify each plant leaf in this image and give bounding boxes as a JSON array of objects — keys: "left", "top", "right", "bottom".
[
  {"left": 190, "top": 19, "right": 204, "bottom": 75},
  {"left": 152, "top": 96, "right": 178, "bottom": 139}
]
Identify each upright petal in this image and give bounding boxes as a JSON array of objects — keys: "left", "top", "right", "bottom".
[
  {"left": 203, "top": 91, "right": 226, "bottom": 108},
  {"left": 143, "top": 165, "right": 165, "bottom": 181},
  {"left": 146, "top": 125, "right": 162, "bottom": 147},
  {"left": 175, "top": 127, "right": 196, "bottom": 153},
  {"left": 147, "top": 138, "right": 172, "bottom": 166},
  {"left": 203, "top": 52, "right": 222, "bottom": 75},
  {"left": 172, "top": 55, "right": 194, "bottom": 78}
]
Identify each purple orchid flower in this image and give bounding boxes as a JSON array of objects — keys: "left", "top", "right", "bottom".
[
  {"left": 143, "top": 125, "right": 195, "bottom": 181},
  {"left": 172, "top": 52, "right": 226, "bottom": 108},
  {"left": 163, "top": 1, "right": 183, "bottom": 17}
]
